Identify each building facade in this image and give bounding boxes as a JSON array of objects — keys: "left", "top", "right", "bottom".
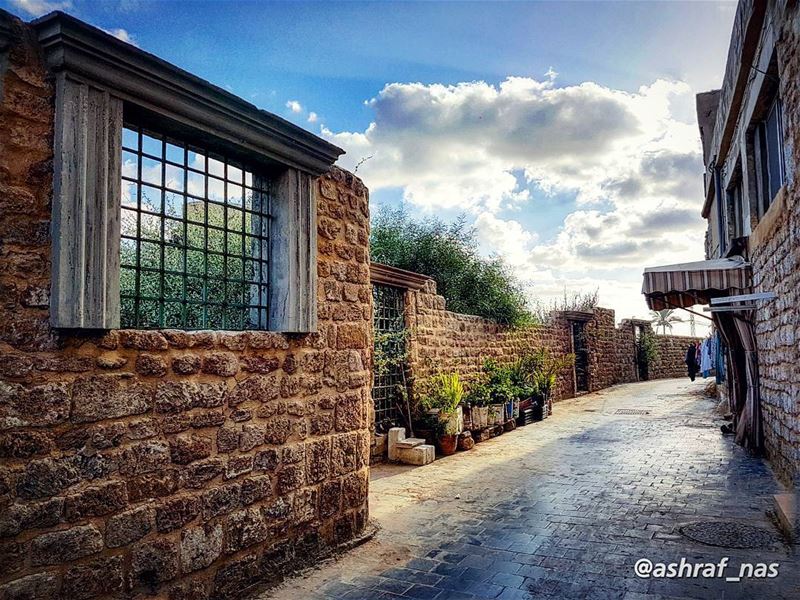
[
  {"left": 0, "top": 11, "right": 372, "bottom": 599},
  {"left": 696, "top": 0, "right": 799, "bottom": 484}
]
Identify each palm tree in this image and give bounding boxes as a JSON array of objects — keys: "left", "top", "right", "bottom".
[{"left": 650, "top": 309, "right": 684, "bottom": 335}]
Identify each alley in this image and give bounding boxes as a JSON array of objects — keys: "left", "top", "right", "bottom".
[{"left": 261, "top": 379, "right": 799, "bottom": 600}]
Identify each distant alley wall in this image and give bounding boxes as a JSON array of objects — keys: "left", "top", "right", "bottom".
[{"left": 398, "top": 277, "right": 699, "bottom": 400}]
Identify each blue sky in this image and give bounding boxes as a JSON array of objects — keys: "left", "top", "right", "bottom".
[{"left": 4, "top": 0, "right": 738, "bottom": 333}]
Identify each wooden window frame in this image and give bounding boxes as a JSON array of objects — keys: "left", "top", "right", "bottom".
[{"left": 34, "top": 12, "right": 342, "bottom": 332}]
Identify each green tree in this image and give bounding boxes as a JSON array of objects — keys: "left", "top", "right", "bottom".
[
  {"left": 370, "top": 207, "right": 532, "bottom": 326},
  {"left": 121, "top": 191, "right": 263, "bottom": 329},
  {"left": 650, "top": 309, "right": 683, "bottom": 335}
]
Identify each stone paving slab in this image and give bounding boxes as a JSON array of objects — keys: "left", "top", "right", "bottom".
[{"left": 257, "top": 379, "right": 800, "bottom": 599}]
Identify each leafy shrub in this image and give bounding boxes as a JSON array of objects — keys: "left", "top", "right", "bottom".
[{"left": 370, "top": 207, "right": 532, "bottom": 326}]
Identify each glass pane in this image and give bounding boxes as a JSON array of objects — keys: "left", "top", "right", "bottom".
[
  {"left": 164, "top": 274, "right": 183, "bottom": 300},
  {"left": 122, "top": 127, "right": 138, "bottom": 151},
  {"left": 138, "top": 300, "right": 161, "bottom": 328},
  {"left": 227, "top": 164, "right": 243, "bottom": 184},
  {"left": 122, "top": 151, "right": 139, "bottom": 178},
  {"left": 140, "top": 271, "right": 161, "bottom": 299},
  {"left": 207, "top": 176, "right": 225, "bottom": 202},
  {"left": 142, "top": 132, "right": 162, "bottom": 158},
  {"left": 120, "top": 297, "right": 136, "bottom": 328},
  {"left": 122, "top": 180, "right": 138, "bottom": 208},
  {"left": 187, "top": 171, "right": 205, "bottom": 197},
  {"left": 187, "top": 250, "right": 205, "bottom": 275},
  {"left": 163, "top": 301, "right": 184, "bottom": 328},
  {"left": 120, "top": 238, "right": 137, "bottom": 267},
  {"left": 186, "top": 303, "right": 204, "bottom": 329},
  {"left": 165, "top": 164, "right": 185, "bottom": 192},
  {"left": 188, "top": 149, "right": 205, "bottom": 171},
  {"left": 164, "top": 193, "right": 184, "bottom": 218},
  {"left": 120, "top": 266, "right": 137, "bottom": 295},
  {"left": 141, "top": 185, "right": 163, "bottom": 213},
  {"left": 141, "top": 156, "right": 162, "bottom": 186},
  {"left": 121, "top": 208, "right": 138, "bottom": 238},
  {"left": 187, "top": 200, "right": 205, "bottom": 224},
  {"left": 187, "top": 276, "right": 205, "bottom": 301},
  {"left": 227, "top": 184, "right": 243, "bottom": 206},
  {"left": 140, "top": 213, "right": 162, "bottom": 242},
  {"left": 208, "top": 156, "right": 225, "bottom": 178},
  {"left": 166, "top": 142, "right": 184, "bottom": 165}
]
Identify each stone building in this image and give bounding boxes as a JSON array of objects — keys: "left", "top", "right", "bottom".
[
  {"left": 0, "top": 10, "right": 371, "bottom": 599},
  {"left": 644, "top": 0, "right": 798, "bottom": 485}
]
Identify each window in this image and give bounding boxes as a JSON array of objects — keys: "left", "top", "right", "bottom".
[
  {"left": 726, "top": 178, "right": 744, "bottom": 241},
  {"left": 753, "top": 97, "right": 786, "bottom": 217},
  {"left": 39, "top": 13, "right": 341, "bottom": 332},
  {"left": 120, "top": 125, "right": 271, "bottom": 330}
]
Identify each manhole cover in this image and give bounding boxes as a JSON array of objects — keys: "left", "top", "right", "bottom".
[
  {"left": 615, "top": 409, "right": 650, "bottom": 415},
  {"left": 679, "top": 521, "right": 775, "bottom": 549}
]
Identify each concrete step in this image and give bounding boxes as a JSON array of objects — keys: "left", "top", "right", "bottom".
[
  {"left": 395, "top": 437, "right": 425, "bottom": 449},
  {"left": 397, "top": 444, "right": 435, "bottom": 466}
]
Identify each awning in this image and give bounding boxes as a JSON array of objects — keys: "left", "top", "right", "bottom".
[{"left": 641, "top": 256, "right": 752, "bottom": 310}]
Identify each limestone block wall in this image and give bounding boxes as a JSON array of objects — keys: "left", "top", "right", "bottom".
[
  {"left": 749, "top": 4, "right": 800, "bottom": 486},
  {"left": 0, "top": 15, "right": 371, "bottom": 599},
  {"left": 404, "top": 280, "right": 696, "bottom": 402},
  {"left": 649, "top": 335, "right": 702, "bottom": 380}
]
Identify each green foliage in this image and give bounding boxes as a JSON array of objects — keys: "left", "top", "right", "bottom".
[
  {"left": 480, "top": 360, "right": 519, "bottom": 404},
  {"left": 370, "top": 207, "right": 533, "bottom": 327},
  {"left": 527, "top": 348, "right": 575, "bottom": 398},
  {"left": 121, "top": 199, "right": 259, "bottom": 329},
  {"left": 470, "top": 350, "right": 574, "bottom": 406},
  {"left": 419, "top": 372, "right": 464, "bottom": 416},
  {"left": 463, "top": 379, "right": 492, "bottom": 407},
  {"left": 637, "top": 328, "right": 659, "bottom": 367}
]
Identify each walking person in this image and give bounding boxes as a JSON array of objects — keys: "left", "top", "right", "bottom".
[{"left": 686, "top": 342, "right": 698, "bottom": 381}]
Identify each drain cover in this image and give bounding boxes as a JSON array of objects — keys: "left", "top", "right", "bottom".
[
  {"left": 679, "top": 521, "right": 775, "bottom": 549},
  {"left": 615, "top": 408, "right": 650, "bottom": 415}
]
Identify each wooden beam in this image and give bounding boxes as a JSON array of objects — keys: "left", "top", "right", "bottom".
[
  {"left": 50, "top": 74, "right": 122, "bottom": 329},
  {"left": 268, "top": 168, "right": 317, "bottom": 333}
]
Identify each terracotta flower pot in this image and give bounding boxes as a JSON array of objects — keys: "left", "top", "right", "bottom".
[{"left": 438, "top": 434, "right": 458, "bottom": 456}]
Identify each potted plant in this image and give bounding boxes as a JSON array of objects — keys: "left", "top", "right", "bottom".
[
  {"left": 530, "top": 349, "right": 575, "bottom": 418},
  {"left": 482, "top": 360, "right": 515, "bottom": 426},
  {"left": 420, "top": 372, "right": 464, "bottom": 456},
  {"left": 465, "top": 378, "right": 491, "bottom": 430}
]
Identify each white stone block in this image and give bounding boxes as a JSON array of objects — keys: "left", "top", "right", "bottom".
[
  {"left": 387, "top": 427, "right": 406, "bottom": 462},
  {"left": 397, "top": 444, "right": 435, "bottom": 466}
]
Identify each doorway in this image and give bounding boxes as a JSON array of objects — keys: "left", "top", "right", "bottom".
[{"left": 571, "top": 321, "right": 589, "bottom": 392}]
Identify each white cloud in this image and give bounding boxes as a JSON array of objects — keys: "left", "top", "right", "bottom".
[
  {"left": 307, "top": 111, "right": 318, "bottom": 123},
  {"left": 103, "top": 28, "right": 138, "bottom": 47},
  {"left": 325, "top": 74, "right": 707, "bottom": 325},
  {"left": 10, "top": 0, "right": 71, "bottom": 16},
  {"left": 286, "top": 100, "right": 303, "bottom": 114}
]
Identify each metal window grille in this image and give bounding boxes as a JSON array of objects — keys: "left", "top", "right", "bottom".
[
  {"left": 372, "top": 284, "right": 406, "bottom": 427},
  {"left": 120, "top": 124, "right": 271, "bottom": 330}
]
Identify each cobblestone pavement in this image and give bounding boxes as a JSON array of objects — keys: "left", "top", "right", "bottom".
[{"left": 259, "top": 379, "right": 799, "bottom": 599}]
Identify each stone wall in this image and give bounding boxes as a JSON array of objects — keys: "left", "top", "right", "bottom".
[
  {"left": 748, "top": 1, "right": 800, "bottom": 486},
  {"left": 403, "top": 279, "right": 697, "bottom": 402},
  {"left": 0, "top": 14, "right": 371, "bottom": 599}
]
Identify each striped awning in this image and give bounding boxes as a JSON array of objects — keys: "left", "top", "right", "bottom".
[{"left": 642, "top": 256, "right": 752, "bottom": 310}]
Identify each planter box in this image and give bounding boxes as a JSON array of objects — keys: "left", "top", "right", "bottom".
[
  {"left": 489, "top": 404, "right": 505, "bottom": 426},
  {"left": 427, "top": 406, "right": 463, "bottom": 435},
  {"left": 471, "top": 406, "right": 488, "bottom": 430}
]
